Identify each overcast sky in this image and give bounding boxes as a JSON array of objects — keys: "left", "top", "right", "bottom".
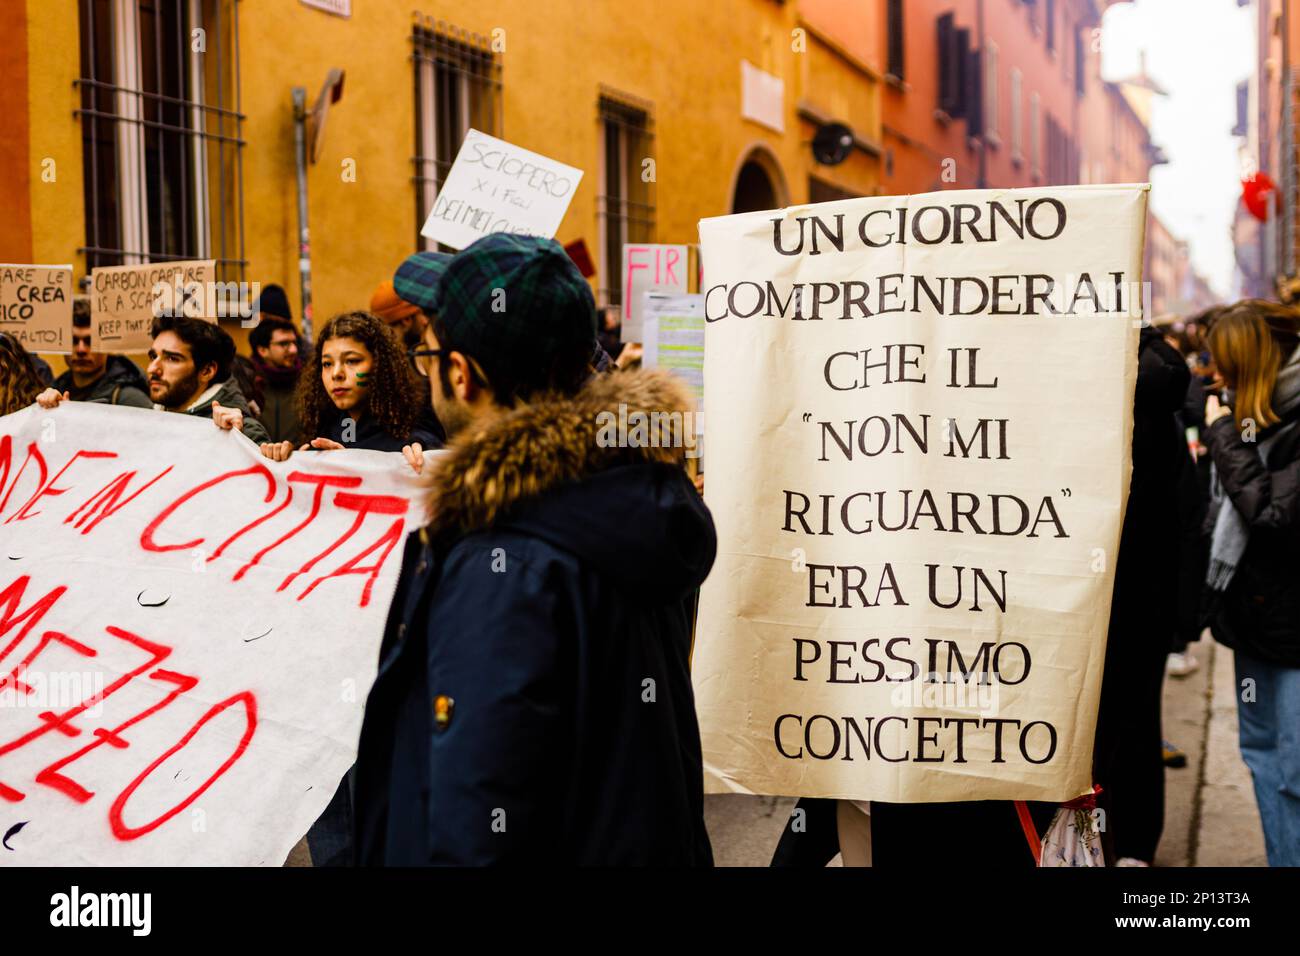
[{"left": 1102, "top": 0, "right": 1255, "bottom": 298}]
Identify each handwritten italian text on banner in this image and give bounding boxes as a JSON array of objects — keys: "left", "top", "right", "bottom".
[{"left": 693, "top": 184, "right": 1147, "bottom": 803}]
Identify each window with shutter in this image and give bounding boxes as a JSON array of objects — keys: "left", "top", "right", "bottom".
[{"left": 887, "top": 0, "right": 905, "bottom": 81}]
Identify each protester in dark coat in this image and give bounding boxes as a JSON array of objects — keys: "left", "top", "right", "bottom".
[
  {"left": 355, "top": 369, "right": 715, "bottom": 865},
  {"left": 1169, "top": 370, "right": 1210, "bottom": 668},
  {"left": 1092, "top": 324, "right": 1191, "bottom": 865},
  {"left": 184, "top": 376, "right": 269, "bottom": 443},
  {"left": 30, "top": 354, "right": 53, "bottom": 387},
  {"left": 55, "top": 354, "right": 151, "bottom": 407},
  {"left": 354, "top": 233, "right": 715, "bottom": 865},
  {"left": 243, "top": 314, "right": 304, "bottom": 444},
  {"left": 138, "top": 316, "right": 271, "bottom": 444},
  {"left": 1201, "top": 301, "right": 1300, "bottom": 867},
  {"left": 232, "top": 285, "right": 297, "bottom": 416}
]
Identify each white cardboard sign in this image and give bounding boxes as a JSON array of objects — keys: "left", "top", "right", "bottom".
[{"left": 420, "top": 129, "right": 583, "bottom": 251}]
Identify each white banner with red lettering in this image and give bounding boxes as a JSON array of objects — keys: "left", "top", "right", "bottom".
[{"left": 0, "top": 402, "right": 430, "bottom": 865}]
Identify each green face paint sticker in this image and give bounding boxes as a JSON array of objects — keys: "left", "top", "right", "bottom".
[{"left": 355, "top": 370, "right": 371, "bottom": 387}]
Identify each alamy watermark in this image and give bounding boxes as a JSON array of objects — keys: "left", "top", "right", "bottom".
[
  {"left": 150, "top": 278, "right": 263, "bottom": 327},
  {"left": 0, "top": 667, "right": 106, "bottom": 717},
  {"left": 596, "top": 404, "right": 703, "bottom": 459}
]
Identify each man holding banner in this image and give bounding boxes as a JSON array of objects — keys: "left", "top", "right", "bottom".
[{"left": 36, "top": 314, "right": 270, "bottom": 445}]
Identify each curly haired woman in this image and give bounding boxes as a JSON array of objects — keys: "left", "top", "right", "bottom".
[{"left": 259, "top": 310, "right": 437, "bottom": 466}]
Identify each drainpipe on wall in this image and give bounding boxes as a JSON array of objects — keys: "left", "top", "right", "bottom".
[{"left": 292, "top": 86, "right": 314, "bottom": 345}]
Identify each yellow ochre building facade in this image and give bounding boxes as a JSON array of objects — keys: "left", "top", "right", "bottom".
[{"left": 1, "top": 0, "right": 884, "bottom": 348}]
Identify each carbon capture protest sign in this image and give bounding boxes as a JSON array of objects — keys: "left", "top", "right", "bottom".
[
  {"left": 693, "top": 184, "right": 1147, "bottom": 803},
  {"left": 0, "top": 402, "right": 431, "bottom": 864},
  {"left": 89, "top": 259, "right": 217, "bottom": 354}
]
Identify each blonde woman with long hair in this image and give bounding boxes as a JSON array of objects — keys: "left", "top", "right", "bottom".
[{"left": 1203, "top": 299, "right": 1300, "bottom": 867}]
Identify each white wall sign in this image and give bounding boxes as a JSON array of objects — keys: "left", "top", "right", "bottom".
[
  {"left": 741, "top": 60, "right": 785, "bottom": 134},
  {"left": 300, "top": 0, "right": 351, "bottom": 18}
]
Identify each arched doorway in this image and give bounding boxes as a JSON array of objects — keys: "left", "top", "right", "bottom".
[{"left": 730, "top": 146, "right": 789, "bottom": 214}]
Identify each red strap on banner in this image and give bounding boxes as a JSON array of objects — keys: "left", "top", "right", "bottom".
[
  {"left": 1062, "top": 784, "right": 1103, "bottom": 811},
  {"left": 1014, "top": 800, "right": 1041, "bottom": 865}
]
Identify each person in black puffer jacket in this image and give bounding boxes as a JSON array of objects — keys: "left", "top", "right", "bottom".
[{"left": 1202, "top": 300, "right": 1300, "bottom": 868}]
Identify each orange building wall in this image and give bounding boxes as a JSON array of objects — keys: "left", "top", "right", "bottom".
[
  {"left": 799, "top": 0, "right": 884, "bottom": 71},
  {"left": 881, "top": 0, "right": 1107, "bottom": 195},
  {"left": 0, "top": 3, "right": 32, "bottom": 263}
]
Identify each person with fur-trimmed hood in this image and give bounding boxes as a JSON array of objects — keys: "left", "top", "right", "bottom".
[{"left": 353, "top": 234, "right": 716, "bottom": 865}]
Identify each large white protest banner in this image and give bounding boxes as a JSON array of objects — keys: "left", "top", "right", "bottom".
[
  {"left": 693, "top": 184, "right": 1147, "bottom": 803},
  {"left": 420, "top": 129, "right": 583, "bottom": 250},
  {"left": 0, "top": 402, "right": 431, "bottom": 865}
]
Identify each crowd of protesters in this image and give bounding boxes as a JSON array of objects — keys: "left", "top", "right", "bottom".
[
  {"left": 1087, "top": 302, "right": 1300, "bottom": 868},
  {"left": 1, "top": 240, "right": 1297, "bottom": 868}
]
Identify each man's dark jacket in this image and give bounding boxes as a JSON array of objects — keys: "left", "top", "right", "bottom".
[
  {"left": 183, "top": 377, "right": 271, "bottom": 445},
  {"left": 53, "top": 355, "right": 152, "bottom": 408},
  {"left": 317, "top": 405, "right": 442, "bottom": 453},
  {"left": 354, "top": 369, "right": 716, "bottom": 865},
  {"left": 235, "top": 353, "right": 304, "bottom": 445}
]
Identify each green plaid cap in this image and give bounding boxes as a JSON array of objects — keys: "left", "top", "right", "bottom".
[
  {"left": 430, "top": 234, "right": 597, "bottom": 387},
  {"left": 392, "top": 251, "right": 452, "bottom": 312}
]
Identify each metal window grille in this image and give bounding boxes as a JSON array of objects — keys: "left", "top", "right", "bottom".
[
  {"left": 597, "top": 89, "right": 655, "bottom": 309},
  {"left": 75, "top": 0, "right": 245, "bottom": 283},
  {"left": 411, "top": 19, "right": 503, "bottom": 252}
]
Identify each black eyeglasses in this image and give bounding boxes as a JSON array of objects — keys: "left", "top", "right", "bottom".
[{"left": 407, "top": 348, "right": 445, "bottom": 378}]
